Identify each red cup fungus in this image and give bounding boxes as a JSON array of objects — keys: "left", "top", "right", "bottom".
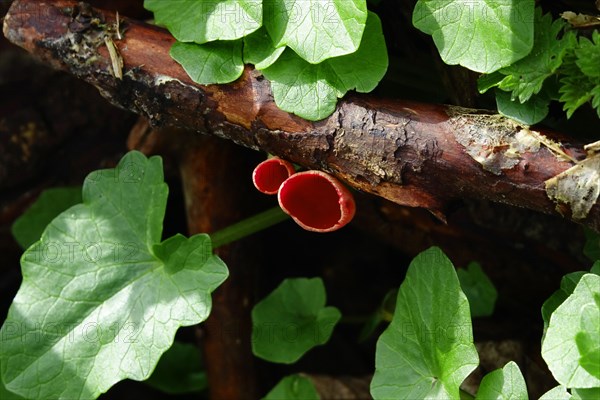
[
  {"left": 277, "top": 170, "right": 356, "bottom": 232},
  {"left": 252, "top": 157, "right": 296, "bottom": 195}
]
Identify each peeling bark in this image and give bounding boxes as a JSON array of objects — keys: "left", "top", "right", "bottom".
[{"left": 3, "top": 0, "right": 599, "bottom": 231}]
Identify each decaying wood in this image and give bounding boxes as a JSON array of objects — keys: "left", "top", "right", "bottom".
[
  {"left": 3, "top": 0, "right": 599, "bottom": 231},
  {"left": 177, "top": 134, "right": 266, "bottom": 400}
]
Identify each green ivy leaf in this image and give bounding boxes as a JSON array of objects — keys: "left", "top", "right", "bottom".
[
  {"left": 263, "top": 374, "right": 320, "bottom": 400},
  {"left": 413, "top": 0, "right": 535, "bottom": 73},
  {"left": 542, "top": 274, "right": 600, "bottom": 388},
  {"left": 170, "top": 40, "right": 244, "bottom": 84},
  {"left": 457, "top": 262, "right": 498, "bottom": 317},
  {"left": 575, "top": 294, "right": 600, "bottom": 380},
  {"left": 0, "top": 151, "right": 229, "bottom": 400},
  {"left": 11, "top": 187, "right": 82, "bottom": 249},
  {"left": 495, "top": 89, "right": 549, "bottom": 126},
  {"left": 475, "top": 361, "right": 528, "bottom": 400},
  {"left": 262, "top": 11, "right": 388, "bottom": 120},
  {"left": 263, "top": 0, "right": 368, "bottom": 64},
  {"left": 145, "top": 342, "right": 207, "bottom": 394},
  {"left": 494, "top": 9, "right": 576, "bottom": 103},
  {"left": 251, "top": 277, "right": 341, "bottom": 364},
  {"left": 243, "top": 28, "right": 286, "bottom": 70},
  {"left": 539, "top": 386, "right": 572, "bottom": 400},
  {"left": 370, "top": 247, "right": 479, "bottom": 400},
  {"left": 144, "top": 0, "right": 262, "bottom": 43}
]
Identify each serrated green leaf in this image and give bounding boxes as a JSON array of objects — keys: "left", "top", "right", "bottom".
[
  {"left": 370, "top": 247, "right": 479, "bottom": 400},
  {"left": 495, "top": 89, "right": 549, "bottom": 125},
  {"left": 539, "top": 385, "right": 572, "bottom": 400},
  {"left": 264, "top": 0, "right": 368, "bottom": 64},
  {"left": 542, "top": 273, "right": 600, "bottom": 388},
  {"left": 251, "top": 277, "right": 341, "bottom": 364},
  {"left": 243, "top": 27, "right": 286, "bottom": 70},
  {"left": 263, "top": 374, "right": 320, "bottom": 400},
  {"left": 11, "top": 187, "right": 82, "bottom": 249},
  {"left": 495, "top": 9, "right": 576, "bottom": 103},
  {"left": 0, "top": 151, "right": 229, "bottom": 400},
  {"left": 559, "top": 53, "right": 600, "bottom": 119},
  {"left": 170, "top": 40, "right": 244, "bottom": 84},
  {"left": 575, "top": 294, "right": 600, "bottom": 380},
  {"left": 144, "top": 0, "right": 261, "bottom": 43},
  {"left": 475, "top": 361, "right": 528, "bottom": 400},
  {"left": 457, "top": 262, "right": 497, "bottom": 317},
  {"left": 413, "top": 0, "right": 535, "bottom": 73},
  {"left": 262, "top": 12, "right": 387, "bottom": 120},
  {"left": 145, "top": 342, "right": 207, "bottom": 394},
  {"left": 592, "top": 262, "right": 600, "bottom": 275},
  {"left": 583, "top": 229, "right": 600, "bottom": 262},
  {"left": 575, "top": 31, "right": 600, "bottom": 79}
]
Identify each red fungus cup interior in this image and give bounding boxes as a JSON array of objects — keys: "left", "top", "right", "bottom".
[
  {"left": 252, "top": 158, "right": 296, "bottom": 195},
  {"left": 278, "top": 171, "right": 356, "bottom": 232}
]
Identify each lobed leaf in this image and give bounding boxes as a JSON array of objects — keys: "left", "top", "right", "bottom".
[
  {"left": 263, "top": 0, "right": 368, "bottom": 64},
  {"left": 144, "top": 0, "right": 262, "bottom": 43},
  {"left": 0, "top": 151, "right": 229, "bottom": 399},
  {"left": 251, "top": 277, "right": 341, "bottom": 364},
  {"left": 413, "top": 0, "right": 535, "bottom": 73},
  {"left": 370, "top": 247, "right": 479, "bottom": 400}
]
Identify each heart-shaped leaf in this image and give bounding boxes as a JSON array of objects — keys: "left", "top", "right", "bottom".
[
  {"left": 371, "top": 247, "right": 479, "bottom": 400},
  {"left": 252, "top": 277, "right": 341, "bottom": 364}
]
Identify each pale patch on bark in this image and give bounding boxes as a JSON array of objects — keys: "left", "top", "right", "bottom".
[
  {"left": 546, "top": 154, "right": 600, "bottom": 219},
  {"left": 449, "top": 113, "right": 542, "bottom": 175}
]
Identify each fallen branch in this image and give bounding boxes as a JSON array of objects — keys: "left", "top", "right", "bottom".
[{"left": 3, "top": 0, "right": 599, "bottom": 231}]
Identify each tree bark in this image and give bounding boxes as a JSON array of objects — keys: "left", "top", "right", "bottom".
[{"left": 3, "top": 0, "right": 599, "bottom": 231}]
